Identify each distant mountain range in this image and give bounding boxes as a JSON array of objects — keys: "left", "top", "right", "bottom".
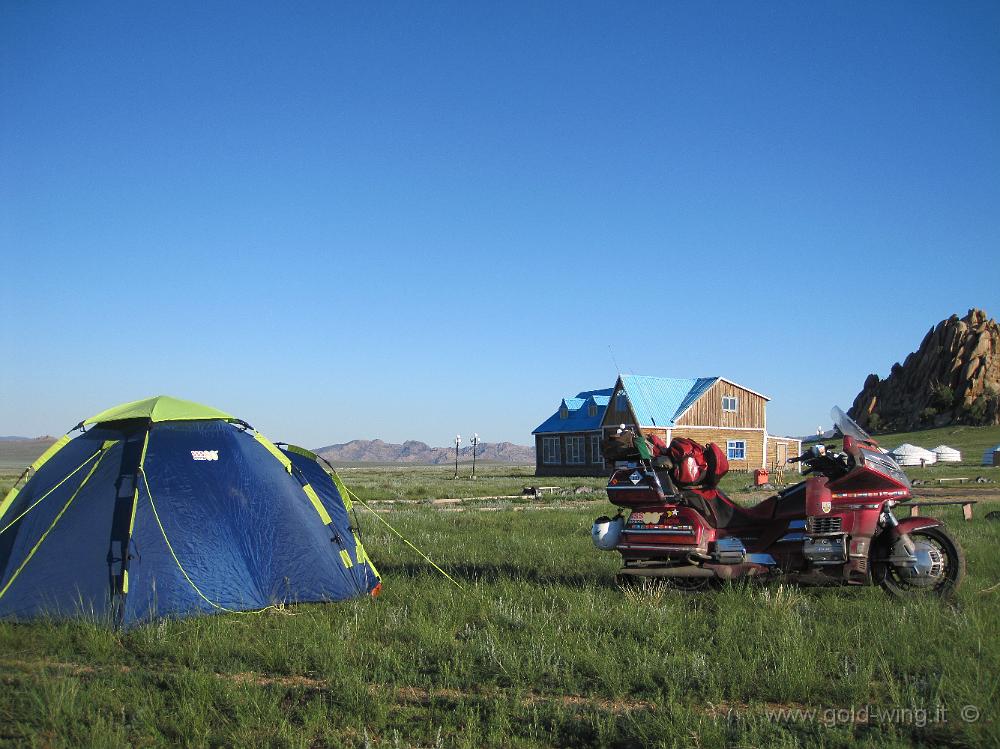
[{"left": 314, "top": 439, "right": 535, "bottom": 465}]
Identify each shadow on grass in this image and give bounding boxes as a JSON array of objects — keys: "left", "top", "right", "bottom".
[{"left": 378, "top": 561, "right": 623, "bottom": 589}]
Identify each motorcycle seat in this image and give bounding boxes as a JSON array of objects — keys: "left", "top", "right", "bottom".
[{"left": 682, "top": 488, "right": 777, "bottom": 529}]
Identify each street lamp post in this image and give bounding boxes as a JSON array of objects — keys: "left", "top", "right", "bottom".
[
  {"left": 470, "top": 433, "right": 480, "bottom": 479},
  {"left": 454, "top": 434, "right": 461, "bottom": 479}
]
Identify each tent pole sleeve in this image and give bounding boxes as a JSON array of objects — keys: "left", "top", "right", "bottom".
[
  {"left": 256, "top": 435, "right": 334, "bottom": 525},
  {"left": 328, "top": 471, "right": 354, "bottom": 513},
  {"left": 272, "top": 442, "right": 373, "bottom": 584},
  {"left": 300, "top": 483, "right": 333, "bottom": 525},
  {"left": 253, "top": 432, "right": 293, "bottom": 472},
  {"left": 282, "top": 444, "right": 318, "bottom": 460}
]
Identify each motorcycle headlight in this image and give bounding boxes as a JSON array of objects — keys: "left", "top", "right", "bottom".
[{"left": 861, "top": 449, "right": 911, "bottom": 489}]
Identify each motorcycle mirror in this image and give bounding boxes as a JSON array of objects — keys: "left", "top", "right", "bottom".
[{"left": 810, "top": 444, "right": 826, "bottom": 458}]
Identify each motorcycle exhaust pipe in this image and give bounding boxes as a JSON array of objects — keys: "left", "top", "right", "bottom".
[{"left": 618, "top": 566, "right": 716, "bottom": 579}]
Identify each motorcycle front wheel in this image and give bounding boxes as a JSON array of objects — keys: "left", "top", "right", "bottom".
[{"left": 872, "top": 526, "right": 966, "bottom": 598}]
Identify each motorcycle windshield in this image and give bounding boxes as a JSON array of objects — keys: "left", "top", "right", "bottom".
[
  {"left": 832, "top": 406, "right": 911, "bottom": 490},
  {"left": 831, "top": 406, "right": 874, "bottom": 443}
]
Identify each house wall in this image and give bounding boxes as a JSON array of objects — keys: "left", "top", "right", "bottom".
[
  {"left": 534, "top": 431, "right": 607, "bottom": 477},
  {"left": 675, "top": 380, "right": 766, "bottom": 429},
  {"left": 766, "top": 436, "right": 803, "bottom": 474},
  {"left": 671, "top": 427, "right": 766, "bottom": 471}
]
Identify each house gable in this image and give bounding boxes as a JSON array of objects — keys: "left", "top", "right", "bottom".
[
  {"left": 674, "top": 378, "right": 768, "bottom": 429},
  {"left": 600, "top": 377, "right": 641, "bottom": 431}
]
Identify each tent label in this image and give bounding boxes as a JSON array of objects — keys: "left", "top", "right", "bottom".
[{"left": 190, "top": 450, "right": 219, "bottom": 461}]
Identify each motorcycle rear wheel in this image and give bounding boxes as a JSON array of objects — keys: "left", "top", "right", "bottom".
[{"left": 873, "top": 526, "right": 965, "bottom": 598}]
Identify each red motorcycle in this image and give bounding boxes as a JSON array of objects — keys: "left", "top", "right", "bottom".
[{"left": 592, "top": 407, "right": 965, "bottom": 596}]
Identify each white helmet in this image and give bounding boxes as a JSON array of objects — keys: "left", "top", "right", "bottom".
[{"left": 591, "top": 515, "right": 624, "bottom": 551}]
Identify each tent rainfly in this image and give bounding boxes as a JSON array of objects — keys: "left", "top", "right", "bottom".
[
  {"left": 931, "top": 445, "right": 962, "bottom": 463},
  {"left": 0, "top": 395, "right": 380, "bottom": 626},
  {"left": 889, "top": 443, "right": 938, "bottom": 466},
  {"left": 982, "top": 445, "right": 1000, "bottom": 466}
]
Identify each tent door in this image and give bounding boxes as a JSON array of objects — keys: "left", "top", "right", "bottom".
[{"left": 108, "top": 431, "right": 146, "bottom": 602}]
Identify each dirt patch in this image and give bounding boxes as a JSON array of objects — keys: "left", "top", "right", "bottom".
[{"left": 0, "top": 657, "right": 813, "bottom": 717}]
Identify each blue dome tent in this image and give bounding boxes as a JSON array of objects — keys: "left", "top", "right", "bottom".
[{"left": 0, "top": 396, "right": 380, "bottom": 625}]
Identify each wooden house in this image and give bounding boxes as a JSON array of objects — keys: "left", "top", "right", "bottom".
[
  {"left": 534, "top": 375, "right": 801, "bottom": 477},
  {"left": 532, "top": 389, "right": 613, "bottom": 477}
]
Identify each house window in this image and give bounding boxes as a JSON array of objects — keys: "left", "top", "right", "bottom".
[
  {"left": 566, "top": 436, "right": 585, "bottom": 464},
  {"left": 542, "top": 437, "right": 561, "bottom": 464},
  {"left": 591, "top": 435, "right": 603, "bottom": 465},
  {"left": 616, "top": 393, "right": 628, "bottom": 413},
  {"left": 727, "top": 440, "right": 746, "bottom": 460},
  {"left": 588, "top": 404, "right": 598, "bottom": 417},
  {"left": 559, "top": 406, "right": 568, "bottom": 419},
  {"left": 722, "top": 396, "right": 739, "bottom": 412}
]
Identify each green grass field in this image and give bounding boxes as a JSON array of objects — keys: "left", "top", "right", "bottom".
[
  {"left": 1, "top": 429, "right": 999, "bottom": 747},
  {"left": 1, "top": 483, "right": 998, "bottom": 746}
]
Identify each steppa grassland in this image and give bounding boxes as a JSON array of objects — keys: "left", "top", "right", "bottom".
[{"left": 0, "top": 462, "right": 998, "bottom": 748}]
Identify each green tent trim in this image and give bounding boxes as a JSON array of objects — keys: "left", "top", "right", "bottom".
[{"left": 83, "top": 396, "right": 234, "bottom": 425}]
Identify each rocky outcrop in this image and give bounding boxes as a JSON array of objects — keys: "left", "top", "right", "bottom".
[{"left": 848, "top": 309, "right": 1000, "bottom": 431}]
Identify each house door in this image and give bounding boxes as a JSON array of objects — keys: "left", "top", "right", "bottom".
[{"left": 777, "top": 442, "right": 787, "bottom": 469}]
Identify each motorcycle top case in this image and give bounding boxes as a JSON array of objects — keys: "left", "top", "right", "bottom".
[{"left": 607, "top": 467, "right": 675, "bottom": 508}]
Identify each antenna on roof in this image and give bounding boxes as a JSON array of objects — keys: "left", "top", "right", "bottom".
[{"left": 608, "top": 345, "right": 621, "bottom": 375}]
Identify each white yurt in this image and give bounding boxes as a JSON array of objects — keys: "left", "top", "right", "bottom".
[
  {"left": 982, "top": 445, "right": 1000, "bottom": 466},
  {"left": 931, "top": 445, "right": 962, "bottom": 463},
  {"left": 890, "top": 444, "right": 938, "bottom": 466}
]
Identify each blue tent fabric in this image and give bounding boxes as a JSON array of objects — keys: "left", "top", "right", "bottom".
[
  {"left": 282, "top": 449, "right": 379, "bottom": 592},
  {"left": 0, "top": 429, "right": 125, "bottom": 620},
  {"left": 0, "top": 416, "right": 379, "bottom": 626}
]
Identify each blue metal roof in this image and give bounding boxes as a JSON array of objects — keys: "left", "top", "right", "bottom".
[
  {"left": 619, "top": 375, "right": 719, "bottom": 427},
  {"left": 532, "top": 388, "right": 613, "bottom": 434}
]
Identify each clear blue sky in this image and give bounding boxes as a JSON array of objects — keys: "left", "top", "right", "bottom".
[{"left": 2, "top": 2, "right": 998, "bottom": 447}]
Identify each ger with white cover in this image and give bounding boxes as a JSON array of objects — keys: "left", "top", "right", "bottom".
[
  {"left": 931, "top": 445, "right": 962, "bottom": 463},
  {"left": 889, "top": 443, "right": 938, "bottom": 466}
]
